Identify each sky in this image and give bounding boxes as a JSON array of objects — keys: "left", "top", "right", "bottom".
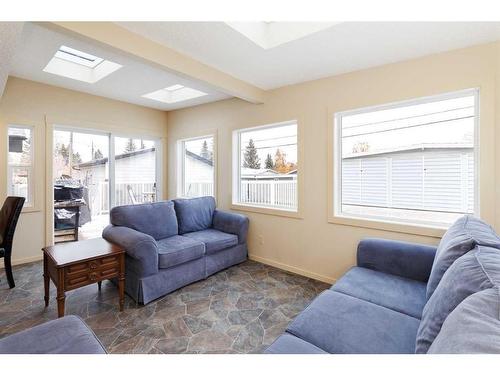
[
  {"left": 240, "top": 123, "right": 297, "bottom": 165},
  {"left": 53, "top": 130, "right": 155, "bottom": 162},
  {"left": 341, "top": 94, "right": 475, "bottom": 157}
]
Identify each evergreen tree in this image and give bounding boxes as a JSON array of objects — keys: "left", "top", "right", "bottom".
[
  {"left": 72, "top": 152, "right": 82, "bottom": 165},
  {"left": 93, "top": 148, "right": 104, "bottom": 160},
  {"left": 200, "top": 140, "right": 211, "bottom": 160},
  {"left": 264, "top": 153, "right": 274, "bottom": 169},
  {"left": 243, "top": 139, "right": 260, "bottom": 169},
  {"left": 59, "top": 144, "right": 69, "bottom": 164},
  {"left": 124, "top": 138, "right": 136, "bottom": 153}
]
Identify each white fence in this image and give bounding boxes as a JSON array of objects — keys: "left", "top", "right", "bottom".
[
  {"left": 184, "top": 181, "right": 214, "bottom": 198},
  {"left": 239, "top": 180, "right": 297, "bottom": 210},
  {"left": 93, "top": 182, "right": 156, "bottom": 215}
]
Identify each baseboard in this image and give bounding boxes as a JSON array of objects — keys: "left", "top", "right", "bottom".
[
  {"left": 0, "top": 254, "right": 43, "bottom": 269},
  {"left": 248, "top": 254, "right": 336, "bottom": 284}
]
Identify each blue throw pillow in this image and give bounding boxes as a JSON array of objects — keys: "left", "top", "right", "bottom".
[
  {"left": 173, "top": 196, "right": 216, "bottom": 234},
  {"left": 426, "top": 215, "right": 500, "bottom": 300},
  {"left": 427, "top": 287, "right": 500, "bottom": 354},
  {"left": 416, "top": 246, "right": 500, "bottom": 353},
  {"left": 110, "top": 200, "right": 178, "bottom": 240}
]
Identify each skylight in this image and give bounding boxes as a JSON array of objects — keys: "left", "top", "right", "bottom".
[
  {"left": 226, "top": 22, "right": 338, "bottom": 49},
  {"left": 142, "top": 85, "right": 207, "bottom": 104},
  {"left": 43, "top": 45, "right": 122, "bottom": 83},
  {"left": 55, "top": 46, "right": 104, "bottom": 68}
]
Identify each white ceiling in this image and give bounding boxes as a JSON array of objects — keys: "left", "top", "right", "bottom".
[
  {"left": 6, "top": 22, "right": 500, "bottom": 111},
  {"left": 0, "top": 22, "right": 23, "bottom": 97},
  {"left": 9, "top": 23, "right": 230, "bottom": 110},
  {"left": 118, "top": 22, "right": 500, "bottom": 90}
]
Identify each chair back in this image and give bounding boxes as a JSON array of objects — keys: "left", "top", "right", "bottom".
[{"left": 0, "top": 197, "right": 25, "bottom": 251}]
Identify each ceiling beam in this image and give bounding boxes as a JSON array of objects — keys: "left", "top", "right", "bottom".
[{"left": 45, "top": 22, "right": 266, "bottom": 104}]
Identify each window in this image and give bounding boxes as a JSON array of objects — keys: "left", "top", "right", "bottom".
[
  {"left": 233, "top": 121, "right": 298, "bottom": 212},
  {"left": 142, "top": 84, "right": 207, "bottom": 104},
  {"left": 334, "top": 89, "right": 478, "bottom": 227},
  {"left": 43, "top": 45, "right": 122, "bottom": 83},
  {"left": 178, "top": 135, "right": 215, "bottom": 198},
  {"left": 7, "top": 125, "right": 34, "bottom": 207}
]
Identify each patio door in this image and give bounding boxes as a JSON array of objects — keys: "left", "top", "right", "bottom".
[
  {"left": 53, "top": 128, "right": 110, "bottom": 242},
  {"left": 112, "top": 136, "right": 159, "bottom": 207}
]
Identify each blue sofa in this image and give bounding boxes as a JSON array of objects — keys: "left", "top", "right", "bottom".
[
  {"left": 102, "top": 196, "right": 249, "bottom": 304},
  {"left": 266, "top": 215, "right": 500, "bottom": 354},
  {"left": 0, "top": 315, "right": 106, "bottom": 354}
]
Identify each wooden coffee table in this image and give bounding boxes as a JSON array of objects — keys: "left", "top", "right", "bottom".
[{"left": 42, "top": 237, "right": 125, "bottom": 318}]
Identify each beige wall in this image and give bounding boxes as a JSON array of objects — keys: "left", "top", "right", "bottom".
[
  {"left": 166, "top": 42, "right": 500, "bottom": 283},
  {"left": 0, "top": 77, "right": 168, "bottom": 265}
]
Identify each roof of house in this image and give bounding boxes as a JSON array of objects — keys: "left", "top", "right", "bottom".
[
  {"left": 343, "top": 143, "right": 473, "bottom": 159},
  {"left": 76, "top": 147, "right": 156, "bottom": 168},
  {"left": 185, "top": 150, "right": 213, "bottom": 166}
]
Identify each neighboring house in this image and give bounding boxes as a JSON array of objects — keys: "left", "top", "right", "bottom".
[
  {"left": 73, "top": 148, "right": 157, "bottom": 213},
  {"left": 240, "top": 167, "right": 297, "bottom": 180},
  {"left": 341, "top": 144, "right": 474, "bottom": 214},
  {"left": 183, "top": 150, "right": 214, "bottom": 197}
]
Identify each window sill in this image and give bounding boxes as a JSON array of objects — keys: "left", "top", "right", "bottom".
[
  {"left": 231, "top": 203, "right": 303, "bottom": 219},
  {"left": 328, "top": 214, "right": 446, "bottom": 238}
]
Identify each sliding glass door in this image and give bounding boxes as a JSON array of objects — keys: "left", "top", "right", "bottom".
[
  {"left": 53, "top": 128, "right": 161, "bottom": 242},
  {"left": 53, "top": 128, "right": 110, "bottom": 242}
]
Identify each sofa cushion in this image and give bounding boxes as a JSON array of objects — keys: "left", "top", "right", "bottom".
[
  {"left": 286, "top": 290, "right": 420, "bottom": 354},
  {"left": 265, "top": 333, "right": 327, "bottom": 354},
  {"left": 331, "top": 267, "right": 427, "bottom": 319},
  {"left": 0, "top": 315, "right": 106, "bottom": 354},
  {"left": 427, "top": 215, "right": 500, "bottom": 299},
  {"left": 183, "top": 229, "right": 238, "bottom": 255},
  {"left": 110, "top": 200, "right": 178, "bottom": 240},
  {"left": 174, "top": 196, "right": 216, "bottom": 234},
  {"left": 157, "top": 235, "right": 205, "bottom": 269},
  {"left": 416, "top": 246, "right": 500, "bottom": 353},
  {"left": 428, "top": 287, "right": 500, "bottom": 354}
]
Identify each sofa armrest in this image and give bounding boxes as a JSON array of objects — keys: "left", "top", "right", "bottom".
[
  {"left": 213, "top": 210, "right": 249, "bottom": 244},
  {"left": 102, "top": 225, "right": 158, "bottom": 277},
  {"left": 357, "top": 238, "right": 437, "bottom": 282}
]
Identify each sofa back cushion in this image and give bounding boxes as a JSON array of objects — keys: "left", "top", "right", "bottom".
[
  {"left": 110, "top": 200, "right": 178, "bottom": 240},
  {"left": 173, "top": 196, "right": 216, "bottom": 234},
  {"left": 426, "top": 215, "right": 500, "bottom": 300},
  {"left": 427, "top": 287, "right": 500, "bottom": 354},
  {"left": 415, "top": 245, "right": 500, "bottom": 353}
]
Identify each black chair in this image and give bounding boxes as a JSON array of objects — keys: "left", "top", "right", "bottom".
[{"left": 0, "top": 196, "right": 25, "bottom": 288}]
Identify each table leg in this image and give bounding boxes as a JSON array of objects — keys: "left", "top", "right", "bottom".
[
  {"left": 98, "top": 281, "right": 102, "bottom": 291},
  {"left": 118, "top": 254, "right": 125, "bottom": 311},
  {"left": 57, "top": 269, "right": 65, "bottom": 317},
  {"left": 43, "top": 253, "right": 49, "bottom": 307}
]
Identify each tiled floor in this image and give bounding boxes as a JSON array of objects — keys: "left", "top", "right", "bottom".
[{"left": 0, "top": 260, "right": 329, "bottom": 353}]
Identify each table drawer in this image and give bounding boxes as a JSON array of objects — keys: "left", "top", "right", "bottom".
[{"left": 64, "top": 255, "right": 121, "bottom": 290}]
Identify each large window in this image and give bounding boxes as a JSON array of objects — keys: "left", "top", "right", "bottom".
[
  {"left": 233, "top": 121, "right": 298, "bottom": 212},
  {"left": 7, "top": 125, "right": 34, "bottom": 207},
  {"left": 178, "top": 135, "right": 215, "bottom": 198},
  {"left": 334, "top": 89, "right": 478, "bottom": 227}
]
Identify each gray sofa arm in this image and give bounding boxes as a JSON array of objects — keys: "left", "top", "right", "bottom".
[
  {"left": 213, "top": 210, "right": 249, "bottom": 244},
  {"left": 357, "top": 238, "right": 437, "bottom": 282},
  {"left": 102, "top": 225, "right": 158, "bottom": 277}
]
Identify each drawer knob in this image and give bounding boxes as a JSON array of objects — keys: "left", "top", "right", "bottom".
[{"left": 89, "top": 261, "right": 98, "bottom": 269}]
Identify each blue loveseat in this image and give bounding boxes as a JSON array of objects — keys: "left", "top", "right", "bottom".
[
  {"left": 0, "top": 315, "right": 106, "bottom": 354},
  {"left": 266, "top": 216, "right": 500, "bottom": 354},
  {"left": 102, "top": 196, "right": 249, "bottom": 304}
]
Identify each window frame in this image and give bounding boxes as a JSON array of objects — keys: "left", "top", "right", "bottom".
[
  {"left": 176, "top": 133, "right": 217, "bottom": 199},
  {"left": 231, "top": 119, "right": 302, "bottom": 218},
  {"left": 331, "top": 88, "right": 480, "bottom": 235},
  {"left": 7, "top": 124, "right": 35, "bottom": 209}
]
